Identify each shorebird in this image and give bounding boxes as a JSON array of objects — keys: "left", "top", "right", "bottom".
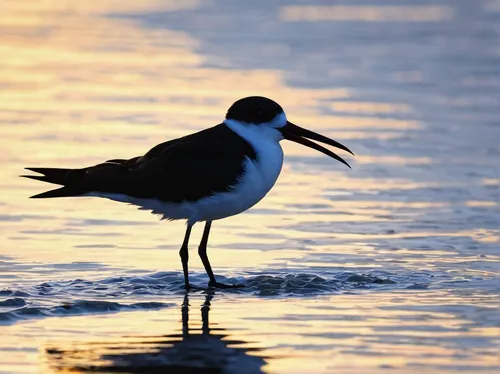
[{"left": 22, "top": 96, "right": 353, "bottom": 289}]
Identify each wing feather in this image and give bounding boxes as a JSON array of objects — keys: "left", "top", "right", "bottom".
[{"left": 24, "top": 124, "right": 256, "bottom": 203}]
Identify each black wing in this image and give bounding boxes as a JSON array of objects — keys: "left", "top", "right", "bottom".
[{"left": 23, "top": 124, "right": 256, "bottom": 202}]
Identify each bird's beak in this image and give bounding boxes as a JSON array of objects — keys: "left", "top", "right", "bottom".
[{"left": 279, "top": 121, "right": 354, "bottom": 168}]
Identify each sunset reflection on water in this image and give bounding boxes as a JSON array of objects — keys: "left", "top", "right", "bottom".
[{"left": 1, "top": 0, "right": 499, "bottom": 373}]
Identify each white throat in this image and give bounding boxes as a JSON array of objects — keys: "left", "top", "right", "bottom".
[
  {"left": 224, "top": 118, "right": 284, "bottom": 199},
  {"left": 224, "top": 119, "right": 284, "bottom": 144}
]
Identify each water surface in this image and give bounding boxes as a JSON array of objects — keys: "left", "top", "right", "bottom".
[{"left": 0, "top": 0, "right": 499, "bottom": 373}]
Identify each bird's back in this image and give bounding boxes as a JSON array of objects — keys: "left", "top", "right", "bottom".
[{"left": 23, "top": 124, "right": 257, "bottom": 204}]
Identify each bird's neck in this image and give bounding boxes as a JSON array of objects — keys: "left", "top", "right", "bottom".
[{"left": 224, "top": 119, "right": 284, "bottom": 184}]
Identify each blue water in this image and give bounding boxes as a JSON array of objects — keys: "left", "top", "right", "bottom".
[{"left": 0, "top": 0, "right": 499, "bottom": 373}]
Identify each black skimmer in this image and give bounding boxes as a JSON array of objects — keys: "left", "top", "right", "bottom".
[{"left": 22, "top": 96, "right": 353, "bottom": 289}]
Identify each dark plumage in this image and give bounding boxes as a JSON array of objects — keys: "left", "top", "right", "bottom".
[
  {"left": 226, "top": 96, "right": 284, "bottom": 124},
  {"left": 22, "top": 124, "right": 256, "bottom": 202}
]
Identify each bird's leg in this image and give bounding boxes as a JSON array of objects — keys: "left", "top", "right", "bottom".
[
  {"left": 179, "top": 224, "right": 193, "bottom": 290},
  {"left": 198, "top": 221, "right": 215, "bottom": 283},
  {"left": 198, "top": 221, "right": 244, "bottom": 289}
]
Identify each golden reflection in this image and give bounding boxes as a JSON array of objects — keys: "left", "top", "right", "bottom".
[
  {"left": 1, "top": 1, "right": 499, "bottom": 373},
  {"left": 295, "top": 116, "right": 421, "bottom": 130},
  {"left": 280, "top": 5, "right": 455, "bottom": 22},
  {"left": 459, "top": 229, "right": 500, "bottom": 244},
  {"left": 43, "top": 293, "right": 266, "bottom": 373},
  {"left": 0, "top": 0, "right": 200, "bottom": 17},
  {"left": 0, "top": 0, "right": 431, "bottom": 281},
  {"left": 465, "top": 200, "right": 498, "bottom": 207},
  {"left": 0, "top": 0, "right": 365, "bottom": 280},
  {"left": 332, "top": 101, "right": 412, "bottom": 115},
  {"left": 482, "top": 178, "right": 500, "bottom": 186},
  {"left": 355, "top": 155, "right": 432, "bottom": 165},
  {"left": 0, "top": 292, "right": 485, "bottom": 373},
  {"left": 0, "top": 0, "right": 352, "bottom": 139}
]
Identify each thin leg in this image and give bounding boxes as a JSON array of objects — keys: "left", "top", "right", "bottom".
[
  {"left": 198, "top": 221, "right": 215, "bottom": 284},
  {"left": 179, "top": 224, "right": 192, "bottom": 289},
  {"left": 198, "top": 221, "right": 244, "bottom": 289}
]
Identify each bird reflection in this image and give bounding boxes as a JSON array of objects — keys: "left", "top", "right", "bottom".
[{"left": 45, "top": 293, "right": 266, "bottom": 373}]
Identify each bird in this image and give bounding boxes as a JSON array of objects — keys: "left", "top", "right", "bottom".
[{"left": 22, "top": 96, "right": 354, "bottom": 290}]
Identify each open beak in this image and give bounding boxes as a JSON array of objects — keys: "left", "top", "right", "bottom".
[{"left": 279, "top": 121, "right": 354, "bottom": 168}]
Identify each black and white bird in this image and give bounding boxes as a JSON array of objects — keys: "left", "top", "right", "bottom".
[{"left": 22, "top": 96, "right": 353, "bottom": 289}]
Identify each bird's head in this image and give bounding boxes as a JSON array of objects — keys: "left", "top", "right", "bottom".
[{"left": 224, "top": 96, "right": 354, "bottom": 168}]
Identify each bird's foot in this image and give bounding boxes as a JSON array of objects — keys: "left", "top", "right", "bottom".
[{"left": 208, "top": 281, "right": 245, "bottom": 289}]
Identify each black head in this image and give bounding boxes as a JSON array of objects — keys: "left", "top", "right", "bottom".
[
  {"left": 224, "top": 95, "right": 354, "bottom": 169},
  {"left": 226, "top": 96, "right": 284, "bottom": 125}
]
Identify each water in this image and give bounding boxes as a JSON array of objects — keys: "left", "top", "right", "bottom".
[{"left": 0, "top": 0, "right": 499, "bottom": 372}]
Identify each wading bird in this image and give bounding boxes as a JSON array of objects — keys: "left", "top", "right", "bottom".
[{"left": 23, "top": 96, "right": 353, "bottom": 289}]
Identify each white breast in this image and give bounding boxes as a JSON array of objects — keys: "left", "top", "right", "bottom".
[
  {"left": 171, "top": 120, "right": 284, "bottom": 224},
  {"left": 89, "top": 122, "right": 284, "bottom": 225}
]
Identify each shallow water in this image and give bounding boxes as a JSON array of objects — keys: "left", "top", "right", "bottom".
[{"left": 0, "top": 0, "right": 499, "bottom": 373}]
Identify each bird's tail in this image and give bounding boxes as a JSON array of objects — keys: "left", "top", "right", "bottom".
[{"left": 21, "top": 167, "right": 84, "bottom": 198}]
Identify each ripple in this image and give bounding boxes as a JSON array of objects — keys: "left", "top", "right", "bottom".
[
  {"left": 0, "top": 299, "right": 171, "bottom": 324},
  {"left": 0, "top": 297, "right": 26, "bottom": 307},
  {"left": 0, "top": 270, "right": 408, "bottom": 324}
]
